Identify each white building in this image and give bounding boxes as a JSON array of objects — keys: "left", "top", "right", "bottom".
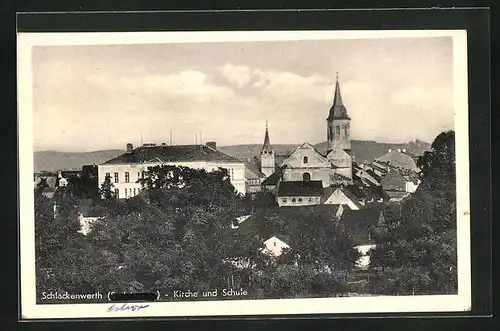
[
  {"left": 261, "top": 236, "right": 290, "bottom": 257},
  {"left": 98, "top": 142, "right": 246, "bottom": 198}
]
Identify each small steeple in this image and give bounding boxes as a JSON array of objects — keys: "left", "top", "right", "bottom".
[
  {"left": 327, "top": 73, "right": 350, "bottom": 121},
  {"left": 262, "top": 119, "right": 272, "bottom": 151}
]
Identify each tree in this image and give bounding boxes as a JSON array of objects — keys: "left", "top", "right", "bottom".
[
  {"left": 35, "top": 177, "right": 49, "bottom": 196},
  {"left": 99, "top": 174, "right": 115, "bottom": 200},
  {"left": 369, "top": 130, "right": 457, "bottom": 295}
]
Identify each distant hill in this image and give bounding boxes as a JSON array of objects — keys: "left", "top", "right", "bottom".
[
  {"left": 34, "top": 150, "right": 124, "bottom": 172},
  {"left": 219, "top": 140, "right": 431, "bottom": 164},
  {"left": 34, "top": 140, "right": 430, "bottom": 173}
]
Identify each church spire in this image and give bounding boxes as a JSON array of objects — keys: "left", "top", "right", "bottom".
[
  {"left": 327, "top": 73, "right": 350, "bottom": 121},
  {"left": 262, "top": 119, "right": 272, "bottom": 151}
]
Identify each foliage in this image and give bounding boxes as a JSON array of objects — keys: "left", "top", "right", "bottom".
[
  {"left": 99, "top": 174, "right": 115, "bottom": 200},
  {"left": 34, "top": 165, "right": 368, "bottom": 299},
  {"left": 369, "top": 131, "right": 457, "bottom": 295}
]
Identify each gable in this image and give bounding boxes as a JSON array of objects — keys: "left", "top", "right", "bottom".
[
  {"left": 323, "top": 188, "right": 362, "bottom": 210},
  {"left": 282, "top": 143, "right": 330, "bottom": 169},
  {"left": 327, "top": 148, "right": 352, "bottom": 167}
]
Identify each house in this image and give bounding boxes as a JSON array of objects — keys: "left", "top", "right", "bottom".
[
  {"left": 98, "top": 141, "right": 246, "bottom": 198},
  {"left": 381, "top": 167, "right": 421, "bottom": 195},
  {"left": 339, "top": 204, "right": 386, "bottom": 246},
  {"left": 370, "top": 161, "right": 389, "bottom": 177},
  {"left": 244, "top": 158, "right": 267, "bottom": 194},
  {"left": 261, "top": 235, "right": 291, "bottom": 257},
  {"left": 231, "top": 215, "right": 252, "bottom": 229},
  {"left": 386, "top": 191, "right": 411, "bottom": 202},
  {"left": 276, "top": 180, "right": 324, "bottom": 207},
  {"left": 354, "top": 167, "right": 381, "bottom": 187},
  {"left": 261, "top": 166, "right": 283, "bottom": 193},
  {"left": 375, "top": 148, "right": 420, "bottom": 172},
  {"left": 321, "top": 186, "right": 363, "bottom": 210}
]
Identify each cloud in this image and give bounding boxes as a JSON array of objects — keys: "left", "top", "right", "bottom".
[{"left": 219, "top": 63, "right": 253, "bottom": 88}]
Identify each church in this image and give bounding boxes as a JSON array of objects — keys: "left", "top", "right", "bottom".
[{"left": 259, "top": 74, "right": 354, "bottom": 193}]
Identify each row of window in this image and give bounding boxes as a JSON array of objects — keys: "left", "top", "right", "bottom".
[
  {"left": 106, "top": 167, "right": 238, "bottom": 184},
  {"left": 281, "top": 196, "right": 320, "bottom": 203},
  {"left": 105, "top": 171, "right": 144, "bottom": 184},
  {"left": 114, "top": 187, "right": 142, "bottom": 199},
  {"left": 247, "top": 178, "right": 261, "bottom": 185}
]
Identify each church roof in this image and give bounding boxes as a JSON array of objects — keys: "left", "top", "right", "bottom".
[
  {"left": 277, "top": 180, "right": 324, "bottom": 197},
  {"left": 262, "top": 121, "right": 272, "bottom": 152},
  {"left": 102, "top": 144, "right": 242, "bottom": 165},
  {"left": 327, "top": 76, "right": 350, "bottom": 121},
  {"left": 261, "top": 167, "right": 283, "bottom": 186},
  {"left": 245, "top": 159, "right": 266, "bottom": 179}
]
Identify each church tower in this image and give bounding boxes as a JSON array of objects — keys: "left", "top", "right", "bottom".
[
  {"left": 327, "top": 73, "right": 351, "bottom": 154},
  {"left": 260, "top": 120, "right": 275, "bottom": 178}
]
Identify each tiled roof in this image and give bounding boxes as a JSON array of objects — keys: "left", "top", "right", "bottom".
[
  {"left": 321, "top": 186, "right": 336, "bottom": 203},
  {"left": 275, "top": 154, "right": 290, "bottom": 167},
  {"left": 245, "top": 159, "right": 265, "bottom": 179},
  {"left": 340, "top": 187, "right": 365, "bottom": 208},
  {"left": 277, "top": 180, "right": 324, "bottom": 197},
  {"left": 102, "top": 144, "right": 242, "bottom": 165},
  {"left": 340, "top": 204, "right": 384, "bottom": 245},
  {"left": 376, "top": 150, "right": 419, "bottom": 171},
  {"left": 261, "top": 167, "right": 283, "bottom": 186},
  {"left": 327, "top": 79, "right": 350, "bottom": 121},
  {"left": 386, "top": 191, "right": 411, "bottom": 200}
]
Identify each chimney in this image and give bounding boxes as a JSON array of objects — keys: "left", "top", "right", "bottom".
[
  {"left": 206, "top": 141, "right": 217, "bottom": 150},
  {"left": 126, "top": 143, "right": 133, "bottom": 153}
]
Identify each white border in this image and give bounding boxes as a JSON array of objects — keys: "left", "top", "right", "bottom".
[{"left": 18, "top": 30, "right": 471, "bottom": 319}]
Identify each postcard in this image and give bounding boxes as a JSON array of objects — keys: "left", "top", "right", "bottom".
[{"left": 18, "top": 29, "right": 471, "bottom": 319}]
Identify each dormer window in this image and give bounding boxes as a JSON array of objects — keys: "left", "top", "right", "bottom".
[{"left": 303, "top": 156, "right": 308, "bottom": 164}]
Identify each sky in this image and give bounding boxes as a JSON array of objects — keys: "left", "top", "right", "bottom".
[{"left": 31, "top": 37, "right": 455, "bottom": 152}]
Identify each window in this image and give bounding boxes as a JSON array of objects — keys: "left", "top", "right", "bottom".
[
  {"left": 303, "top": 156, "right": 308, "bottom": 164},
  {"left": 291, "top": 198, "right": 296, "bottom": 203},
  {"left": 329, "top": 126, "right": 333, "bottom": 139},
  {"left": 274, "top": 241, "right": 276, "bottom": 247},
  {"left": 114, "top": 188, "right": 119, "bottom": 199},
  {"left": 125, "top": 172, "right": 130, "bottom": 183},
  {"left": 336, "top": 126, "right": 340, "bottom": 135},
  {"left": 230, "top": 168, "right": 234, "bottom": 179},
  {"left": 105, "top": 172, "right": 110, "bottom": 179},
  {"left": 303, "top": 172, "right": 311, "bottom": 181},
  {"left": 309, "top": 197, "right": 312, "bottom": 202},
  {"left": 344, "top": 124, "right": 349, "bottom": 136},
  {"left": 137, "top": 172, "right": 140, "bottom": 179},
  {"left": 125, "top": 189, "right": 128, "bottom": 198},
  {"left": 298, "top": 198, "right": 302, "bottom": 202},
  {"left": 114, "top": 172, "right": 119, "bottom": 183},
  {"left": 133, "top": 188, "right": 136, "bottom": 196},
  {"left": 282, "top": 198, "right": 287, "bottom": 203}
]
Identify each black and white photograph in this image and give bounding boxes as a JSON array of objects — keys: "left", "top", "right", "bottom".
[{"left": 18, "top": 30, "right": 471, "bottom": 319}]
